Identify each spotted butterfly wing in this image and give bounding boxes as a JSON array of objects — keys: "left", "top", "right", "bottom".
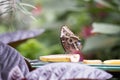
[{"left": 60, "top": 25, "right": 82, "bottom": 54}]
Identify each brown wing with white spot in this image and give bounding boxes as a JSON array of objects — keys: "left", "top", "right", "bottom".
[{"left": 60, "top": 25, "right": 82, "bottom": 53}]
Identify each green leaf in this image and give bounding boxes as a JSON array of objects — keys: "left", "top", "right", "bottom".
[
  {"left": 82, "top": 35, "right": 120, "bottom": 53},
  {"left": 19, "top": 3, "right": 36, "bottom": 9},
  {"left": 92, "top": 23, "right": 120, "bottom": 34}
]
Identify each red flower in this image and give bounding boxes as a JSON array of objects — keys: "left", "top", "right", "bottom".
[
  {"left": 80, "top": 26, "right": 93, "bottom": 39},
  {"left": 32, "top": 4, "right": 42, "bottom": 16}
]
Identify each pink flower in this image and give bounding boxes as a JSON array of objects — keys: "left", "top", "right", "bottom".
[
  {"left": 80, "top": 26, "right": 93, "bottom": 39},
  {"left": 32, "top": 4, "right": 42, "bottom": 16}
]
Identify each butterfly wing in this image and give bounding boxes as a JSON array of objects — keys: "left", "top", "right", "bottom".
[{"left": 60, "top": 25, "right": 82, "bottom": 54}]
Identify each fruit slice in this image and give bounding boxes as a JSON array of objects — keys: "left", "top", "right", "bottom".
[
  {"left": 103, "top": 60, "right": 120, "bottom": 65},
  {"left": 39, "top": 54, "right": 80, "bottom": 62},
  {"left": 83, "top": 60, "right": 102, "bottom": 64}
]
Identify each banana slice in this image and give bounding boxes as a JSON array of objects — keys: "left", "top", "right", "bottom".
[
  {"left": 103, "top": 60, "right": 120, "bottom": 65},
  {"left": 83, "top": 60, "right": 102, "bottom": 64},
  {"left": 39, "top": 54, "right": 80, "bottom": 62}
]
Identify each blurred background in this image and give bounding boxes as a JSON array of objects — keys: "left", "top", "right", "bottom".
[{"left": 0, "top": 0, "right": 120, "bottom": 60}]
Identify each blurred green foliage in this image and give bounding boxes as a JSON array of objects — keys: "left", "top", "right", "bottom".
[
  {"left": 0, "top": 0, "right": 120, "bottom": 60},
  {"left": 17, "top": 39, "right": 48, "bottom": 59},
  {"left": 0, "top": 25, "right": 7, "bottom": 33},
  {"left": 17, "top": 39, "right": 63, "bottom": 59}
]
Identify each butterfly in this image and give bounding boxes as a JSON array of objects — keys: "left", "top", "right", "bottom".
[{"left": 60, "top": 25, "right": 82, "bottom": 54}]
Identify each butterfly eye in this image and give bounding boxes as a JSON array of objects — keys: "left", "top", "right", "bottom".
[
  {"left": 77, "top": 40, "right": 82, "bottom": 49},
  {"left": 77, "top": 41, "right": 81, "bottom": 46}
]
